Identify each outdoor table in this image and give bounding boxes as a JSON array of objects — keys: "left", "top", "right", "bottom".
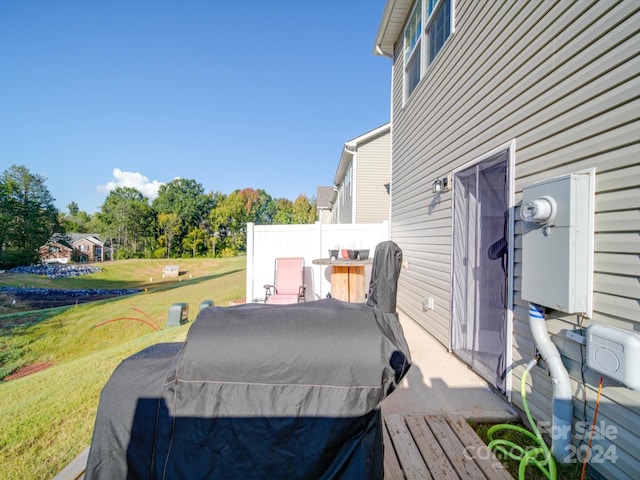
[{"left": 312, "top": 257, "right": 373, "bottom": 302}]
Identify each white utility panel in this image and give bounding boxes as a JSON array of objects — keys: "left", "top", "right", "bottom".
[
  {"left": 586, "top": 324, "right": 640, "bottom": 390},
  {"left": 520, "top": 170, "right": 595, "bottom": 315}
]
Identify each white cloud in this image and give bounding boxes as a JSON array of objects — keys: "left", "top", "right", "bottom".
[{"left": 97, "top": 168, "right": 164, "bottom": 200}]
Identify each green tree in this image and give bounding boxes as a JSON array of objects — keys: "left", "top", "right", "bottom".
[
  {"left": 209, "top": 191, "right": 246, "bottom": 255},
  {"left": 59, "top": 202, "right": 93, "bottom": 233},
  {"left": 291, "top": 194, "right": 317, "bottom": 223},
  {"left": 67, "top": 201, "right": 79, "bottom": 216},
  {"left": 97, "top": 187, "right": 153, "bottom": 259},
  {"left": 243, "top": 188, "right": 275, "bottom": 225},
  {"left": 0, "top": 165, "right": 62, "bottom": 268},
  {"left": 271, "top": 195, "right": 316, "bottom": 225},
  {"left": 182, "top": 226, "right": 208, "bottom": 257},
  {"left": 272, "top": 198, "right": 293, "bottom": 224},
  {"left": 157, "top": 213, "right": 181, "bottom": 258},
  {"left": 209, "top": 189, "right": 316, "bottom": 255},
  {"left": 128, "top": 200, "right": 156, "bottom": 257},
  {"left": 208, "top": 188, "right": 268, "bottom": 254},
  {"left": 152, "top": 178, "right": 213, "bottom": 256}
]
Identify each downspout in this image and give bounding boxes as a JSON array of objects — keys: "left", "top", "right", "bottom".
[
  {"left": 528, "top": 303, "right": 573, "bottom": 461},
  {"left": 329, "top": 186, "right": 339, "bottom": 224},
  {"left": 346, "top": 147, "right": 357, "bottom": 224}
]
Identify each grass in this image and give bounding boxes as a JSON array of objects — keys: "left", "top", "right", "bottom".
[
  {"left": 471, "top": 421, "right": 592, "bottom": 480},
  {"left": 0, "top": 257, "right": 245, "bottom": 479}
]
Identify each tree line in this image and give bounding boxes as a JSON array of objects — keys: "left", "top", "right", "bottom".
[{"left": 0, "top": 165, "right": 317, "bottom": 268}]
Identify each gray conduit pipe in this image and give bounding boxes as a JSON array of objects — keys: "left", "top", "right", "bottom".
[{"left": 528, "top": 303, "right": 573, "bottom": 461}]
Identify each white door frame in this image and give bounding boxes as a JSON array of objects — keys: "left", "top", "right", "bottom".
[{"left": 449, "top": 140, "right": 515, "bottom": 398}]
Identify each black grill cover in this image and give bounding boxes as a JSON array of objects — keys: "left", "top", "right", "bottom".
[
  {"left": 367, "top": 241, "right": 403, "bottom": 313},
  {"left": 85, "top": 242, "right": 410, "bottom": 480}
]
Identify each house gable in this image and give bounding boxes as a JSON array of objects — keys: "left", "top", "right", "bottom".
[{"left": 331, "top": 123, "right": 391, "bottom": 224}]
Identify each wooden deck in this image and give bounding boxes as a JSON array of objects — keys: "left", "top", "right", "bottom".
[
  {"left": 55, "top": 415, "right": 512, "bottom": 480},
  {"left": 383, "top": 414, "right": 513, "bottom": 480}
]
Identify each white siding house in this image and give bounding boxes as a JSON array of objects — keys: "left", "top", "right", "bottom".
[
  {"left": 330, "top": 123, "right": 391, "bottom": 224},
  {"left": 374, "top": 1, "right": 640, "bottom": 478}
]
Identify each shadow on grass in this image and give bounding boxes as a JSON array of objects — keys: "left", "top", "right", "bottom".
[{"left": 147, "top": 269, "right": 244, "bottom": 293}]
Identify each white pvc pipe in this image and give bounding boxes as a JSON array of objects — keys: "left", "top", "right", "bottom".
[{"left": 528, "top": 303, "right": 573, "bottom": 461}]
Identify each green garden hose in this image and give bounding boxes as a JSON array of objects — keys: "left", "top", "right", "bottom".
[{"left": 487, "top": 357, "right": 557, "bottom": 480}]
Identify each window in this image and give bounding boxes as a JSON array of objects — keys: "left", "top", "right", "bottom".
[
  {"left": 404, "top": 0, "right": 453, "bottom": 100},
  {"left": 428, "top": 0, "right": 451, "bottom": 63},
  {"left": 404, "top": 1, "right": 422, "bottom": 96},
  {"left": 339, "top": 166, "right": 353, "bottom": 208}
]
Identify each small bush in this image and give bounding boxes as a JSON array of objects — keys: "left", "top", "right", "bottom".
[{"left": 218, "top": 247, "right": 237, "bottom": 258}]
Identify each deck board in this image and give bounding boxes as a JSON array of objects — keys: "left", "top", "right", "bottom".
[
  {"left": 383, "top": 416, "right": 406, "bottom": 480},
  {"left": 425, "top": 415, "right": 487, "bottom": 479},
  {"left": 405, "top": 415, "right": 458, "bottom": 479},
  {"left": 385, "top": 414, "right": 433, "bottom": 479},
  {"left": 384, "top": 414, "right": 513, "bottom": 480}
]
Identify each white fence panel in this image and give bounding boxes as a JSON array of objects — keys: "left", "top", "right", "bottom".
[{"left": 246, "top": 221, "right": 389, "bottom": 302}]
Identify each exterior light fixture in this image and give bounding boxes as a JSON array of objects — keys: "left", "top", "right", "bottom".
[{"left": 432, "top": 175, "right": 450, "bottom": 195}]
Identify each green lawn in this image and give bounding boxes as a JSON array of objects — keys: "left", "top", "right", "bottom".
[{"left": 0, "top": 257, "right": 245, "bottom": 479}]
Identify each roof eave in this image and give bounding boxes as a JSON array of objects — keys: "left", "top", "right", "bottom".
[
  {"left": 333, "top": 123, "right": 391, "bottom": 185},
  {"left": 334, "top": 145, "right": 356, "bottom": 186},
  {"left": 373, "top": 0, "right": 413, "bottom": 58}
]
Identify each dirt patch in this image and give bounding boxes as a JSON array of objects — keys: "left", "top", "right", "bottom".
[
  {"left": 0, "top": 288, "right": 140, "bottom": 314},
  {"left": 3, "top": 361, "right": 55, "bottom": 381}
]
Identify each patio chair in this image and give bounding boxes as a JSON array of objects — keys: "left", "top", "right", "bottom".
[{"left": 264, "top": 257, "right": 306, "bottom": 304}]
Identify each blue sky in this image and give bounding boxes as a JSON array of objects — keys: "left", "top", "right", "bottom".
[{"left": 0, "top": 0, "right": 390, "bottom": 214}]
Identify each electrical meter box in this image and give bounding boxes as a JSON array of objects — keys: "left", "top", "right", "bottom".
[
  {"left": 167, "top": 302, "right": 189, "bottom": 327},
  {"left": 586, "top": 324, "right": 640, "bottom": 390},
  {"left": 520, "top": 170, "right": 595, "bottom": 315}
]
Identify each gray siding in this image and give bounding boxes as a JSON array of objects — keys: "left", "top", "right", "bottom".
[
  {"left": 388, "top": 1, "right": 640, "bottom": 478},
  {"left": 356, "top": 131, "right": 391, "bottom": 223},
  {"left": 338, "top": 165, "right": 353, "bottom": 224}
]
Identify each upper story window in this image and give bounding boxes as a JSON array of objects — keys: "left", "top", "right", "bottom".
[
  {"left": 404, "top": 0, "right": 453, "bottom": 101},
  {"left": 339, "top": 165, "right": 353, "bottom": 207},
  {"left": 404, "top": 1, "right": 422, "bottom": 96}
]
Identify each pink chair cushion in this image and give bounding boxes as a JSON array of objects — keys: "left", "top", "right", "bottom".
[
  {"left": 265, "top": 294, "right": 300, "bottom": 305},
  {"left": 273, "top": 258, "right": 304, "bottom": 295}
]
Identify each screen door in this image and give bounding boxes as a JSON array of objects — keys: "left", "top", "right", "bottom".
[{"left": 451, "top": 149, "right": 509, "bottom": 391}]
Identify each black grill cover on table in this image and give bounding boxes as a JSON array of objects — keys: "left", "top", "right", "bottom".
[{"left": 85, "top": 241, "right": 410, "bottom": 480}]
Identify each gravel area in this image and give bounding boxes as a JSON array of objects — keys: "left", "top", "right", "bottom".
[
  {"left": 8, "top": 264, "right": 103, "bottom": 279},
  {"left": 1, "top": 264, "right": 139, "bottom": 311}
]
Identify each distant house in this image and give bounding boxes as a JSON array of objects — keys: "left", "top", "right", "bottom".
[
  {"left": 329, "top": 123, "right": 391, "bottom": 224},
  {"left": 374, "top": 1, "right": 639, "bottom": 479},
  {"left": 71, "top": 234, "right": 107, "bottom": 262},
  {"left": 39, "top": 237, "right": 74, "bottom": 264},
  {"left": 315, "top": 186, "right": 333, "bottom": 224},
  {"left": 39, "top": 234, "right": 109, "bottom": 263}
]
